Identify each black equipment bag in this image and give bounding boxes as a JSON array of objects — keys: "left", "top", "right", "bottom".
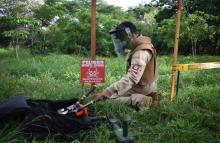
[{"left": 0, "top": 95, "right": 99, "bottom": 141}]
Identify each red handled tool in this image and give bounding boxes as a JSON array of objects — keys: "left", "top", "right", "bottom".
[{"left": 57, "top": 85, "right": 96, "bottom": 115}]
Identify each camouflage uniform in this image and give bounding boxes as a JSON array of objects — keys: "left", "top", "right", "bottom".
[{"left": 104, "top": 36, "right": 158, "bottom": 111}]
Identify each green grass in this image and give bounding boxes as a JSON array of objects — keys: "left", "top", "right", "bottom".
[{"left": 0, "top": 48, "right": 220, "bottom": 143}]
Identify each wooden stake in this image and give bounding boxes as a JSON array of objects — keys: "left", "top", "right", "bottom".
[
  {"left": 169, "top": 0, "right": 182, "bottom": 101},
  {"left": 91, "top": 0, "right": 96, "bottom": 60},
  {"left": 91, "top": 0, "right": 96, "bottom": 87}
]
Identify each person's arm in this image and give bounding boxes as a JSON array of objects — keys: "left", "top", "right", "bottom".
[{"left": 104, "top": 50, "right": 152, "bottom": 97}]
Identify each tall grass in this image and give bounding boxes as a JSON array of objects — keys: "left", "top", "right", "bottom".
[{"left": 0, "top": 48, "right": 220, "bottom": 143}]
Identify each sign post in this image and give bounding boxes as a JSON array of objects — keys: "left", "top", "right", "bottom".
[
  {"left": 169, "top": 0, "right": 182, "bottom": 101},
  {"left": 91, "top": 0, "right": 96, "bottom": 60},
  {"left": 80, "top": 1, "right": 105, "bottom": 85}
]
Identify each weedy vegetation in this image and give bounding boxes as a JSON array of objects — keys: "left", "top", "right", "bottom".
[{"left": 0, "top": 49, "right": 220, "bottom": 143}]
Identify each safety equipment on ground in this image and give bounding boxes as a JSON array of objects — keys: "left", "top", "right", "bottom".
[
  {"left": 0, "top": 86, "right": 137, "bottom": 142},
  {"left": 109, "top": 114, "right": 134, "bottom": 143},
  {"left": 0, "top": 86, "right": 106, "bottom": 142}
]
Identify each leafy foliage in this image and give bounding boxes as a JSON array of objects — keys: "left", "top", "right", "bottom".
[
  {"left": 0, "top": 0, "right": 220, "bottom": 55},
  {"left": 153, "top": 0, "right": 220, "bottom": 55}
]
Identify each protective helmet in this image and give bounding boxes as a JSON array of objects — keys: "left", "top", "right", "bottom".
[{"left": 110, "top": 21, "right": 137, "bottom": 56}]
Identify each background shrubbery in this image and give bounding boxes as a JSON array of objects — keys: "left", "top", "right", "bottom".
[{"left": 0, "top": 0, "right": 219, "bottom": 56}]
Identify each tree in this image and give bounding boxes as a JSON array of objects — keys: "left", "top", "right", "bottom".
[
  {"left": 181, "top": 13, "right": 209, "bottom": 56},
  {"left": 157, "top": 16, "right": 176, "bottom": 49},
  {"left": 128, "top": 4, "right": 159, "bottom": 37},
  {"left": 0, "top": 0, "right": 40, "bottom": 58},
  {"left": 154, "top": 0, "right": 220, "bottom": 55}
]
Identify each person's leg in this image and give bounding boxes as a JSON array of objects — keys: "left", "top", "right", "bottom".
[
  {"left": 131, "top": 94, "right": 153, "bottom": 111},
  {"left": 110, "top": 90, "right": 133, "bottom": 105},
  {"left": 109, "top": 87, "right": 136, "bottom": 103},
  {"left": 110, "top": 87, "right": 153, "bottom": 111},
  {"left": 147, "top": 92, "right": 162, "bottom": 106},
  {"left": 111, "top": 93, "right": 153, "bottom": 111},
  {"left": 115, "top": 96, "right": 131, "bottom": 105}
]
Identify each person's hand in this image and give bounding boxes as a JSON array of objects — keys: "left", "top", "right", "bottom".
[{"left": 96, "top": 90, "right": 111, "bottom": 100}]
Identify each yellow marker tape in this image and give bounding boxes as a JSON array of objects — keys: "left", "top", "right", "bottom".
[{"left": 173, "top": 62, "right": 220, "bottom": 71}]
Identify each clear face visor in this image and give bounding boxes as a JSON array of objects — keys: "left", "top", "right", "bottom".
[{"left": 110, "top": 33, "right": 127, "bottom": 57}]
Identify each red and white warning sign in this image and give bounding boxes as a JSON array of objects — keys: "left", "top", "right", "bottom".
[{"left": 80, "top": 60, "right": 105, "bottom": 84}]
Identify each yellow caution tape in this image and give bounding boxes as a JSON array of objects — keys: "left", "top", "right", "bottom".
[{"left": 172, "top": 62, "right": 220, "bottom": 71}]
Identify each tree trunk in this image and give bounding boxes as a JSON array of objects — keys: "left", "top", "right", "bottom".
[
  {"left": 15, "top": 45, "right": 19, "bottom": 59},
  {"left": 194, "top": 40, "right": 197, "bottom": 56},
  {"left": 191, "top": 37, "right": 195, "bottom": 56},
  {"left": 215, "top": 36, "right": 220, "bottom": 55},
  {"left": 31, "top": 30, "right": 34, "bottom": 47},
  {"left": 9, "top": 41, "right": 12, "bottom": 48},
  {"left": 15, "top": 37, "right": 19, "bottom": 59}
]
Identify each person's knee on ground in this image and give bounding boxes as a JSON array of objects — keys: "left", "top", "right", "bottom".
[
  {"left": 114, "top": 96, "right": 131, "bottom": 105},
  {"left": 131, "top": 94, "right": 153, "bottom": 111},
  {"left": 147, "top": 92, "right": 162, "bottom": 106},
  {"left": 111, "top": 94, "right": 152, "bottom": 111}
]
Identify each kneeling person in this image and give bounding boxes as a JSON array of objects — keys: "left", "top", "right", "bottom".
[{"left": 97, "top": 21, "right": 161, "bottom": 111}]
